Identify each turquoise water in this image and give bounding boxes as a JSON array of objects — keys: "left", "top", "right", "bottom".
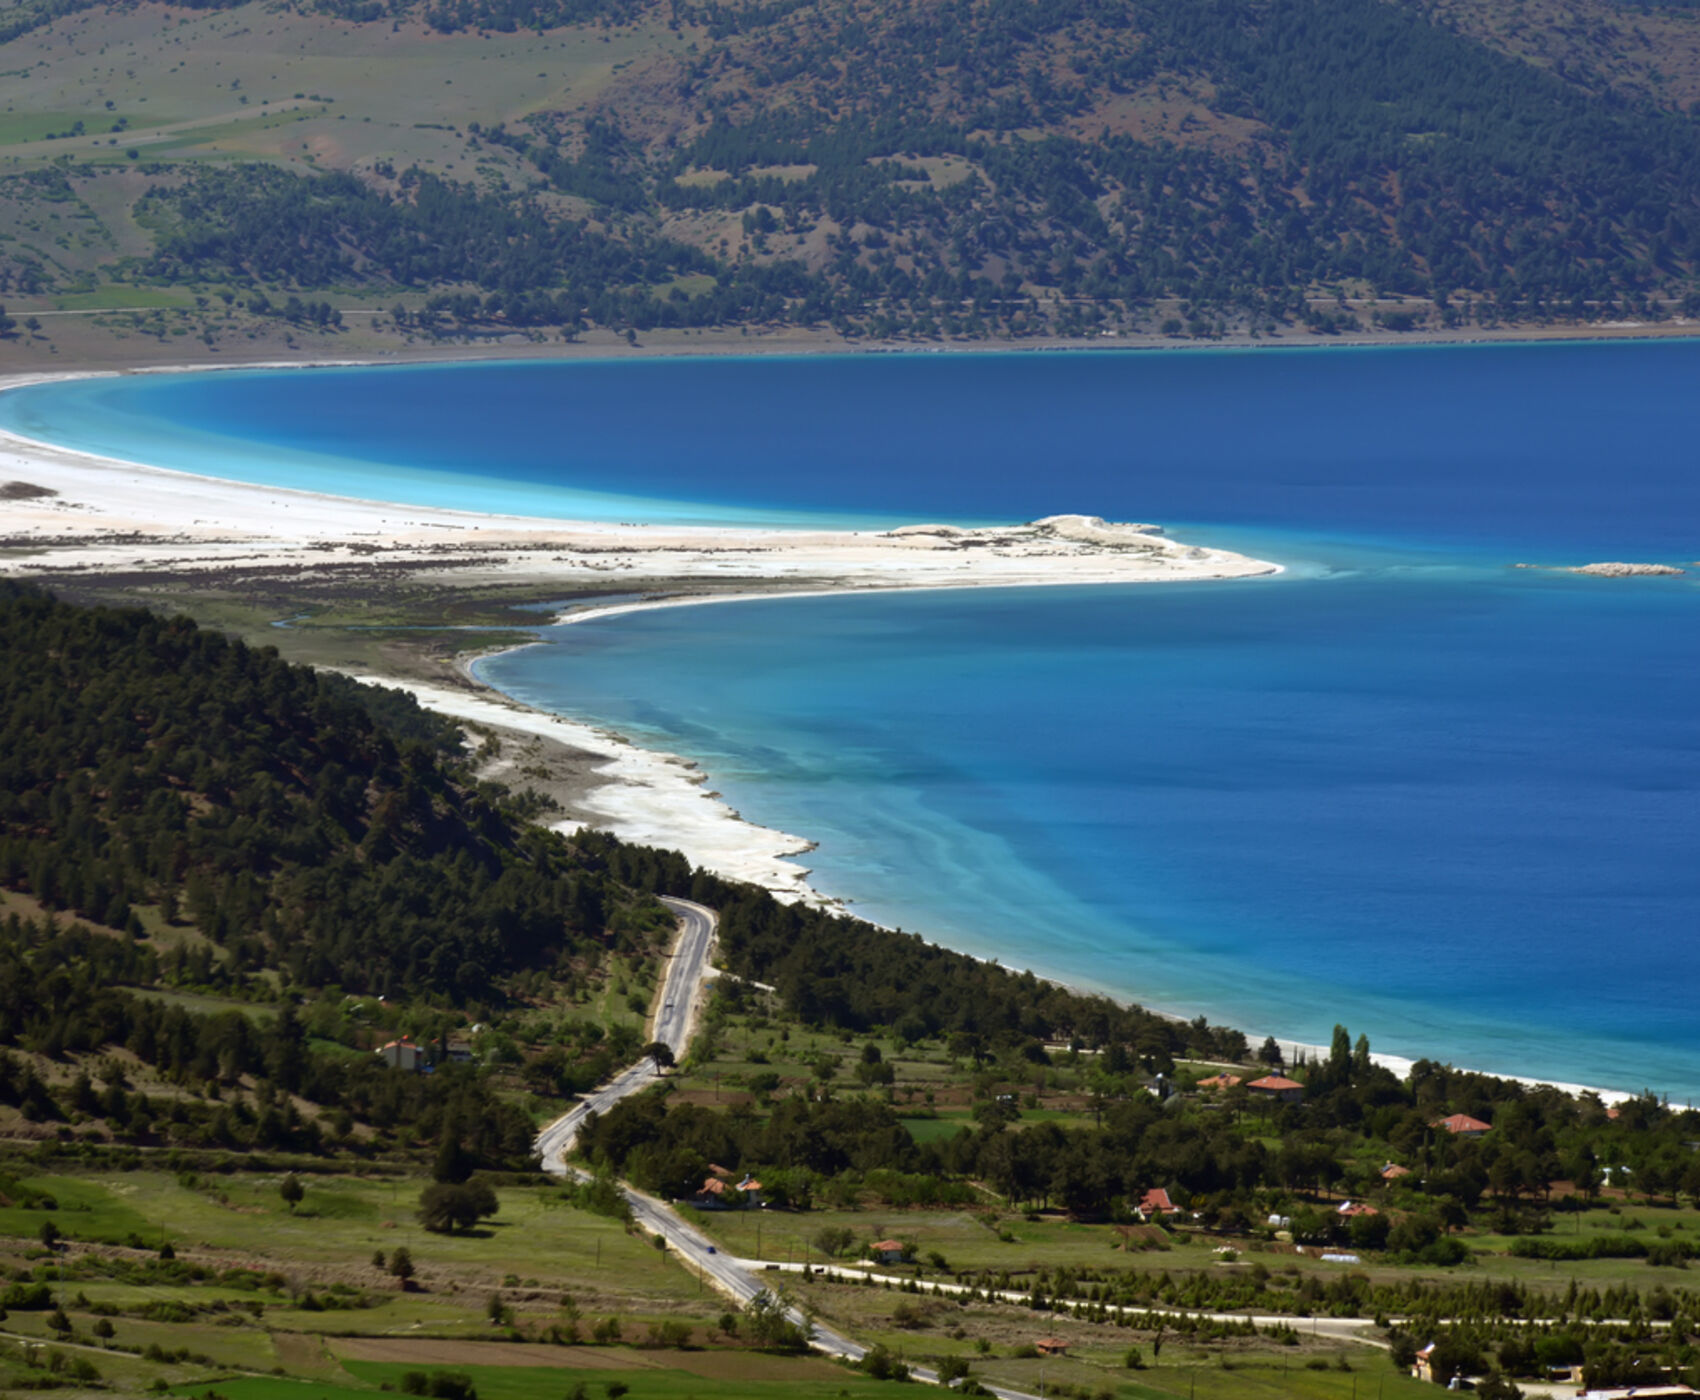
[{"left": 7, "top": 343, "right": 1698, "bottom": 1094}]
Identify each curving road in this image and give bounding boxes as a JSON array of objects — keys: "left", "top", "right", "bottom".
[
  {"left": 536, "top": 895, "right": 717, "bottom": 1169},
  {"left": 531, "top": 900, "right": 1394, "bottom": 1396},
  {"left": 530, "top": 896, "right": 1052, "bottom": 1399}
]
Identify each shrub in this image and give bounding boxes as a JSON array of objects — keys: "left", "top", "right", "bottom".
[
  {"left": 861, "top": 1345, "right": 910, "bottom": 1381},
  {"left": 398, "top": 1370, "right": 476, "bottom": 1400}
]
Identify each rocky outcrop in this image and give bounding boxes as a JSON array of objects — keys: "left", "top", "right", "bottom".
[{"left": 1569, "top": 561, "right": 1685, "bottom": 577}]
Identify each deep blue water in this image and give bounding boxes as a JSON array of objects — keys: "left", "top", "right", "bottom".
[{"left": 7, "top": 342, "right": 1698, "bottom": 1094}]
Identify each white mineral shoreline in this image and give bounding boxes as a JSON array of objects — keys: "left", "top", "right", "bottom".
[
  {"left": 0, "top": 360, "right": 1280, "bottom": 911},
  {"left": 0, "top": 364, "right": 1637, "bottom": 1104},
  {"left": 434, "top": 600, "right": 1637, "bottom": 1109}
]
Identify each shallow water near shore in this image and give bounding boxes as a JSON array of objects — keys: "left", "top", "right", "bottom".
[
  {"left": 8, "top": 341, "right": 1700, "bottom": 1094},
  {"left": 485, "top": 566, "right": 1699, "bottom": 1095}
]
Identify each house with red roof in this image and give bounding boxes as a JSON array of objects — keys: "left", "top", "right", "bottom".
[
  {"left": 1137, "top": 1187, "right": 1180, "bottom": 1219},
  {"left": 870, "top": 1239, "right": 907, "bottom": 1264},
  {"left": 1247, "top": 1074, "right": 1305, "bottom": 1104},
  {"left": 1412, "top": 1342, "right": 1438, "bottom": 1384},
  {"left": 1336, "top": 1200, "right": 1379, "bottom": 1218},
  {"left": 376, "top": 1039, "right": 424, "bottom": 1072},
  {"left": 692, "top": 1174, "right": 765, "bottom": 1210},
  {"left": 1433, "top": 1113, "right": 1492, "bottom": 1137},
  {"left": 1381, "top": 1162, "right": 1412, "bottom": 1181},
  {"left": 691, "top": 1177, "right": 730, "bottom": 1209},
  {"left": 1195, "top": 1073, "right": 1242, "bottom": 1091}
]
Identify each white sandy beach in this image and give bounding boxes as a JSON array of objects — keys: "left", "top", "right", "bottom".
[
  {"left": 0, "top": 365, "right": 1635, "bottom": 1104},
  {"left": 0, "top": 369, "right": 1277, "bottom": 589},
  {"left": 0, "top": 364, "right": 1278, "bottom": 902}
]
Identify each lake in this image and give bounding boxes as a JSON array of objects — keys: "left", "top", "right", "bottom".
[{"left": 7, "top": 340, "right": 1697, "bottom": 1094}]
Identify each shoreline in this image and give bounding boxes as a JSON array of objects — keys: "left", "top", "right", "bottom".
[
  {"left": 437, "top": 608, "right": 1636, "bottom": 1106},
  {"left": 0, "top": 358, "right": 1650, "bottom": 1105},
  {"left": 8, "top": 312, "right": 1700, "bottom": 378},
  {"left": 450, "top": 601, "right": 1639, "bottom": 1108}
]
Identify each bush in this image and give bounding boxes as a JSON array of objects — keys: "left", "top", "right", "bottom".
[
  {"left": 563, "top": 1174, "right": 631, "bottom": 1224},
  {"left": 861, "top": 1345, "right": 910, "bottom": 1381},
  {"left": 399, "top": 1370, "right": 476, "bottom": 1400},
  {"left": 643, "top": 1320, "right": 693, "bottom": 1349}
]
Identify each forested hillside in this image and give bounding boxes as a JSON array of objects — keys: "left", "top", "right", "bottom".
[
  {"left": 4, "top": 600, "right": 1700, "bottom": 1396},
  {"left": 0, "top": 582, "right": 630, "bottom": 1004},
  {"left": 0, "top": 584, "right": 1280, "bottom": 1168},
  {"left": 6, "top": 0, "right": 1700, "bottom": 347}
]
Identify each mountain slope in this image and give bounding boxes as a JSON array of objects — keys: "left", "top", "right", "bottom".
[
  {"left": 0, "top": 582, "right": 632, "bottom": 1003},
  {"left": 5, "top": 0, "right": 1700, "bottom": 344}
]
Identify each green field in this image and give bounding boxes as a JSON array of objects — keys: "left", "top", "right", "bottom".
[{"left": 0, "top": 110, "right": 166, "bottom": 145}]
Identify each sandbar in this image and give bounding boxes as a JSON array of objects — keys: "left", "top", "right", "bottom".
[
  {"left": 0, "top": 364, "right": 1276, "bottom": 897},
  {"left": 0, "top": 364, "right": 1633, "bottom": 1104}
]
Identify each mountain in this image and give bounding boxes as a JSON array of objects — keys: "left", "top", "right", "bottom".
[{"left": 4, "top": 0, "right": 1700, "bottom": 348}]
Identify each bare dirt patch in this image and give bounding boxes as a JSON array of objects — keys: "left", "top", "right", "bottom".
[{"left": 270, "top": 1330, "right": 338, "bottom": 1375}]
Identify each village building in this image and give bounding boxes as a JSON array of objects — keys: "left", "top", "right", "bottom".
[
  {"left": 1412, "top": 1342, "right": 1438, "bottom": 1384},
  {"left": 1195, "top": 1073, "right": 1242, "bottom": 1091},
  {"left": 1035, "top": 1338, "right": 1069, "bottom": 1357},
  {"left": 1336, "top": 1200, "right": 1379, "bottom": 1218},
  {"left": 1247, "top": 1074, "right": 1305, "bottom": 1104},
  {"left": 1137, "top": 1187, "right": 1181, "bottom": 1219},
  {"left": 691, "top": 1177, "right": 731, "bottom": 1209},
  {"left": 870, "top": 1239, "right": 907, "bottom": 1264},
  {"left": 376, "top": 1039, "right": 424, "bottom": 1072},
  {"left": 1433, "top": 1113, "right": 1492, "bottom": 1137},
  {"left": 1381, "top": 1162, "right": 1412, "bottom": 1181}
]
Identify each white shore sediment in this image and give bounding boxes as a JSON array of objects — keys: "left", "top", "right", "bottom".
[
  {"left": 0, "top": 370, "right": 1279, "bottom": 593},
  {"left": 352, "top": 670, "right": 835, "bottom": 906},
  {"left": 0, "top": 364, "right": 1277, "bottom": 913},
  {"left": 0, "top": 365, "right": 1639, "bottom": 1104}
]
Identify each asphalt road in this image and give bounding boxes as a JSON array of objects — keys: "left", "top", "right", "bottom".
[
  {"left": 535, "top": 895, "right": 716, "bottom": 1169},
  {"left": 530, "top": 896, "right": 1044, "bottom": 1398}
]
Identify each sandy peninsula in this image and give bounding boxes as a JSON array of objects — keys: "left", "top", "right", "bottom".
[
  {"left": 1, "top": 363, "right": 1647, "bottom": 1105},
  {"left": 0, "top": 365, "right": 1277, "bottom": 905}
]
